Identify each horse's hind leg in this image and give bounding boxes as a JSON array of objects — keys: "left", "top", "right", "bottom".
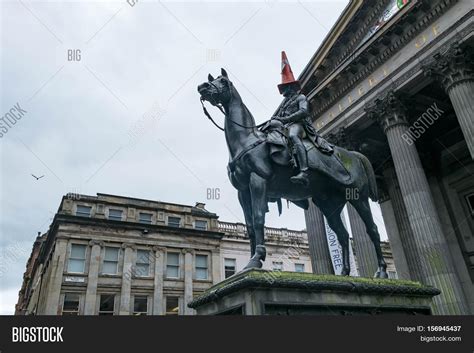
[
  {"left": 351, "top": 198, "right": 388, "bottom": 278},
  {"left": 321, "top": 202, "right": 351, "bottom": 276}
]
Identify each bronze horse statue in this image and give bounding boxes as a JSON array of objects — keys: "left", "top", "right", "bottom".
[{"left": 198, "top": 69, "right": 388, "bottom": 278}]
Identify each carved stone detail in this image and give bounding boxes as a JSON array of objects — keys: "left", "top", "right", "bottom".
[
  {"left": 423, "top": 43, "right": 474, "bottom": 92},
  {"left": 89, "top": 240, "right": 104, "bottom": 247},
  {"left": 181, "top": 248, "right": 195, "bottom": 255},
  {"left": 365, "top": 91, "right": 409, "bottom": 133},
  {"left": 121, "top": 243, "right": 136, "bottom": 250},
  {"left": 152, "top": 246, "right": 166, "bottom": 255}
]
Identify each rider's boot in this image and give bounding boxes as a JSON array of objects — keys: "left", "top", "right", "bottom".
[{"left": 290, "top": 143, "right": 310, "bottom": 186}]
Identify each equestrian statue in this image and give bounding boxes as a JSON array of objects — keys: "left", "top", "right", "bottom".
[{"left": 198, "top": 51, "right": 388, "bottom": 278}]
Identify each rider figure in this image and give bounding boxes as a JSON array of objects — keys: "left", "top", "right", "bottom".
[{"left": 272, "top": 51, "right": 333, "bottom": 186}]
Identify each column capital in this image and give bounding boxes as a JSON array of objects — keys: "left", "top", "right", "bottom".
[
  {"left": 181, "top": 248, "right": 195, "bottom": 255},
  {"left": 89, "top": 240, "right": 104, "bottom": 247},
  {"left": 366, "top": 91, "right": 409, "bottom": 133},
  {"left": 423, "top": 43, "right": 474, "bottom": 93},
  {"left": 121, "top": 242, "right": 136, "bottom": 250},
  {"left": 152, "top": 246, "right": 166, "bottom": 253}
]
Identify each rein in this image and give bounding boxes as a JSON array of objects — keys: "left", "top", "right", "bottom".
[
  {"left": 200, "top": 97, "right": 225, "bottom": 131},
  {"left": 199, "top": 82, "right": 267, "bottom": 131}
]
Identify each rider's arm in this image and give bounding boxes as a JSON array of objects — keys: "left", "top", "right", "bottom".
[{"left": 277, "top": 95, "right": 309, "bottom": 124}]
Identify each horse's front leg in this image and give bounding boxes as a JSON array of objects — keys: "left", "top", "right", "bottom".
[
  {"left": 243, "top": 173, "right": 267, "bottom": 269},
  {"left": 238, "top": 189, "right": 256, "bottom": 258}
]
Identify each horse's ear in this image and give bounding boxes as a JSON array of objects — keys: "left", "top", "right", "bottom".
[
  {"left": 221, "top": 68, "right": 228, "bottom": 78},
  {"left": 208, "top": 74, "right": 214, "bottom": 82}
]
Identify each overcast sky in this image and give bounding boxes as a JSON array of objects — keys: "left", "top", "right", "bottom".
[{"left": 1, "top": 0, "right": 390, "bottom": 314}]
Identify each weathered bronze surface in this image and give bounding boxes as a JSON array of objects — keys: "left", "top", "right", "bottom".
[{"left": 198, "top": 68, "right": 388, "bottom": 278}]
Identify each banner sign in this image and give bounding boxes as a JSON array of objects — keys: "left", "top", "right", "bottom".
[{"left": 324, "top": 216, "right": 358, "bottom": 276}]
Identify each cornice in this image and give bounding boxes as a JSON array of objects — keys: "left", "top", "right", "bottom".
[
  {"left": 53, "top": 214, "right": 225, "bottom": 239},
  {"left": 309, "top": 0, "right": 458, "bottom": 119},
  {"left": 317, "top": 12, "right": 472, "bottom": 135}
]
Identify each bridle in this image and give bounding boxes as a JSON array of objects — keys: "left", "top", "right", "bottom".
[{"left": 200, "top": 81, "right": 266, "bottom": 131}]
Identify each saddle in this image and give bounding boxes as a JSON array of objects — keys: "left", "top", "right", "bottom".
[{"left": 261, "top": 121, "right": 352, "bottom": 185}]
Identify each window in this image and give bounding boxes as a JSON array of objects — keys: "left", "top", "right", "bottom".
[
  {"left": 139, "top": 212, "right": 152, "bottom": 224},
  {"left": 195, "top": 254, "right": 208, "bottom": 280},
  {"left": 194, "top": 220, "right": 207, "bottom": 230},
  {"left": 76, "top": 205, "right": 91, "bottom": 217},
  {"left": 166, "top": 252, "right": 180, "bottom": 278},
  {"left": 99, "top": 294, "right": 115, "bottom": 315},
  {"left": 224, "top": 258, "right": 236, "bottom": 278},
  {"left": 68, "top": 244, "right": 86, "bottom": 273},
  {"left": 135, "top": 250, "right": 151, "bottom": 277},
  {"left": 272, "top": 261, "right": 283, "bottom": 271},
  {"left": 133, "top": 296, "right": 148, "bottom": 315},
  {"left": 295, "top": 263, "right": 305, "bottom": 272},
  {"left": 62, "top": 293, "right": 80, "bottom": 315},
  {"left": 165, "top": 296, "right": 179, "bottom": 315},
  {"left": 168, "top": 216, "right": 181, "bottom": 228},
  {"left": 108, "top": 209, "right": 123, "bottom": 221},
  {"left": 102, "top": 247, "right": 119, "bottom": 275}
]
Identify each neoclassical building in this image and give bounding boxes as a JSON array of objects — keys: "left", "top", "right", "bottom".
[
  {"left": 300, "top": 0, "right": 473, "bottom": 314},
  {"left": 15, "top": 193, "right": 396, "bottom": 315}
]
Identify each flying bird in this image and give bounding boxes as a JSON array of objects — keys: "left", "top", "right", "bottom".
[{"left": 31, "top": 174, "right": 45, "bottom": 180}]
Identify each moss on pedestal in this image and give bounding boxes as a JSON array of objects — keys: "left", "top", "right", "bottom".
[{"left": 189, "top": 269, "right": 440, "bottom": 309}]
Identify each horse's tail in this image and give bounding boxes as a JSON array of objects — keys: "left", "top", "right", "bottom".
[{"left": 354, "top": 152, "right": 378, "bottom": 202}]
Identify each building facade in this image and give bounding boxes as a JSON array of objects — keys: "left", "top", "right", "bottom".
[
  {"left": 299, "top": 0, "right": 473, "bottom": 314},
  {"left": 15, "top": 193, "right": 396, "bottom": 315}
]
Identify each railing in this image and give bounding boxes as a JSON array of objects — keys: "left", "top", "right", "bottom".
[{"left": 218, "top": 221, "right": 307, "bottom": 240}]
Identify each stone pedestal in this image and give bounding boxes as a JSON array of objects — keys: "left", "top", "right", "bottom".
[{"left": 189, "top": 269, "right": 440, "bottom": 315}]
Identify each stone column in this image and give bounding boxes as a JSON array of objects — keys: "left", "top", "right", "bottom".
[
  {"left": 211, "top": 249, "right": 222, "bottom": 284},
  {"left": 183, "top": 249, "right": 194, "bottom": 315},
  {"left": 382, "top": 163, "right": 423, "bottom": 282},
  {"left": 152, "top": 246, "right": 165, "bottom": 315},
  {"left": 367, "top": 92, "right": 468, "bottom": 314},
  {"left": 377, "top": 186, "right": 411, "bottom": 280},
  {"left": 347, "top": 204, "right": 378, "bottom": 277},
  {"left": 84, "top": 240, "right": 103, "bottom": 315},
  {"left": 424, "top": 43, "right": 474, "bottom": 159},
  {"left": 44, "top": 238, "right": 68, "bottom": 314},
  {"left": 119, "top": 243, "right": 135, "bottom": 315},
  {"left": 304, "top": 203, "right": 333, "bottom": 274}
]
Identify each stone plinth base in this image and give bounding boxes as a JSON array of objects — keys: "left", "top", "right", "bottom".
[{"left": 188, "top": 269, "right": 440, "bottom": 315}]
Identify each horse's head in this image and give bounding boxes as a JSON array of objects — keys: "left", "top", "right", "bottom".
[{"left": 198, "top": 68, "right": 232, "bottom": 106}]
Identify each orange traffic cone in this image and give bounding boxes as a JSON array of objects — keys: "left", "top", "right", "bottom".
[{"left": 278, "top": 51, "right": 301, "bottom": 94}]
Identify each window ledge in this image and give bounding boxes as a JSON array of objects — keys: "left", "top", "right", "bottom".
[
  {"left": 133, "top": 275, "right": 153, "bottom": 279},
  {"left": 194, "top": 279, "right": 212, "bottom": 283},
  {"left": 64, "top": 272, "right": 87, "bottom": 277}
]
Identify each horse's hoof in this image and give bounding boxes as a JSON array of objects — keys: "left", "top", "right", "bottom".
[
  {"left": 374, "top": 267, "right": 389, "bottom": 279},
  {"left": 243, "top": 258, "right": 262, "bottom": 270},
  {"left": 340, "top": 268, "right": 350, "bottom": 276},
  {"left": 255, "top": 245, "right": 267, "bottom": 261}
]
